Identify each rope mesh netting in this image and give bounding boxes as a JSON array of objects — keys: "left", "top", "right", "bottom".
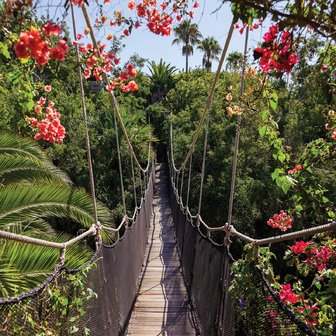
[
  {"left": 169, "top": 170, "right": 235, "bottom": 336},
  {"left": 0, "top": 169, "right": 154, "bottom": 336},
  {"left": 168, "top": 165, "right": 317, "bottom": 336}
]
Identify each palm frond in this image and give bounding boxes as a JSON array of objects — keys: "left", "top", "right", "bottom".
[
  {"left": 0, "top": 153, "right": 70, "bottom": 184},
  {"left": 0, "top": 232, "right": 93, "bottom": 297},
  {"left": 0, "top": 133, "right": 71, "bottom": 184},
  {"left": 0, "top": 181, "right": 112, "bottom": 229}
]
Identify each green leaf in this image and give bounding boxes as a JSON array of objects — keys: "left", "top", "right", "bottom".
[
  {"left": 281, "top": 178, "right": 291, "bottom": 194},
  {"left": 295, "top": 204, "right": 303, "bottom": 212},
  {"left": 0, "top": 42, "right": 10, "bottom": 59},
  {"left": 311, "top": 146, "right": 319, "bottom": 155},
  {"left": 260, "top": 110, "right": 269, "bottom": 121},
  {"left": 60, "top": 297, "right": 69, "bottom": 306},
  {"left": 258, "top": 125, "right": 267, "bottom": 136},
  {"left": 70, "top": 326, "right": 79, "bottom": 333},
  {"left": 269, "top": 92, "right": 278, "bottom": 110},
  {"left": 25, "top": 99, "right": 34, "bottom": 111},
  {"left": 315, "top": 282, "right": 321, "bottom": 290}
]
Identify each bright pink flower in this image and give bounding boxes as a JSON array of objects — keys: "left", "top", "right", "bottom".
[
  {"left": 279, "top": 284, "right": 298, "bottom": 304},
  {"left": 267, "top": 210, "right": 292, "bottom": 231},
  {"left": 288, "top": 165, "right": 303, "bottom": 175},
  {"left": 290, "top": 241, "right": 309, "bottom": 254},
  {"left": 38, "top": 97, "right": 46, "bottom": 105}
]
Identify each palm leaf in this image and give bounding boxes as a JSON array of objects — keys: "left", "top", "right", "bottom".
[
  {"left": 0, "top": 232, "right": 93, "bottom": 297},
  {"left": 0, "top": 180, "right": 112, "bottom": 229},
  {"left": 3, "top": 219, "right": 56, "bottom": 236},
  {"left": 0, "top": 133, "right": 71, "bottom": 183},
  {"left": 0, "top": 153, "right": 70, "bottom": 184}
]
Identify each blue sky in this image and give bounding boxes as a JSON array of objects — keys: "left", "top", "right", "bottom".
[{"left": 38, "top": 1, "right": 267, "bottom": 72}]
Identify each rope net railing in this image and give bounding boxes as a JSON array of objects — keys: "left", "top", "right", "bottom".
[
  {"left": 165, "top": 15, "right": 335, "bottom": 335},
  {"left": 0, "top": 164, "right": 154, "bottom": 335},
  {"left": 168, "top": 158, "right": 336, "bottom": 336}
]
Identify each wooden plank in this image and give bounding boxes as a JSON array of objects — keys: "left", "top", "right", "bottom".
[{"left": 127, "top": 164, "right": 196, "bottom": 336}]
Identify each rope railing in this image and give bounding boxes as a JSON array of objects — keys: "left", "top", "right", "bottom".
[
  {"left": 169, "top": 165, "right": 336, "bottom": 245},
  {"left": 0, "top": 224, "right": 97, "bottom": 250}
]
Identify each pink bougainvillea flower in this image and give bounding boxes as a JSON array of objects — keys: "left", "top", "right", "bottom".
[
  {"left": 288, "top": 165, "right": 303, "bottom": 174},
  {"left": 290, "top": 241, "right": 310, "bottom": 254},
  {"left": 44, "top": 85, "right": 52, "bottom": 92},
  {"left": 279, "top": 284, "right": 298, "bottom": 304},
  {"left": 267, "top": 210, "right": 292, "bottom": 231}
]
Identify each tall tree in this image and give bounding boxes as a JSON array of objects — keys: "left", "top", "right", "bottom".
[
  {"left": 197, "top": 36, "right": 222, "bottom": 71},
  {"left": 225, "top": 51, "right": 244, "bottom": 72},
  {"left": 147, "top": 59, "right": 177, "bottom": 103},
  {"left": 172, "top": 20, "right": 203, "bottom": 73}
]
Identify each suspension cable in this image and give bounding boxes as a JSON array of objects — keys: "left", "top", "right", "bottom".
[
  {"left": 130, "top": 155, "right": 138, "bottom": 208},
  {"left": 113, "top": 97, "right": 126, "bottom": 215},
  {"left": 186, "top": 152, "right": 193, "bottom": 208},
  {"left": 197, "top": 112, "right": 210, "bottom": 218},
  {"left": 178, "top": 18, "right": 235, "bottom": 171},
  {"left": 227, "top": 27, "right": 249, "bottom": 226},
  {"left": 81, "top": 5, "right": 147, "bottom": 174},
  {"left": 71, "top": 3, "right": 99, "bottom": 226},
  {"left": 179, "top": 168, "right": 185, "bottom": 200}
]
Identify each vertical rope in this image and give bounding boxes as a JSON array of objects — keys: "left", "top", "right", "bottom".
[
  {"left": 139, "top": 169, "right": 143, "bottom": 198},
  {"left": 130, "top": 155, "right": 137, "bottom": 208},
  {"left": 197, "top": 112, "right": 210, "bottom": 218},
  {"left": 80, "top": 5, "right": 127, "bottom": 215},
  {"left": 81, "top": 5, "right": 144, "bottom": 174},
  {"left": 227, "top": 27, "right": 249, "bottom": 226},
  {"left": 70, "top": 4, "right": 99, "bottom": 225},
  {"left": 218, "top": 247, "right": 231, "bottom": 335},
  {"left": 180, "top": 168, "right": 185, "bottom": 200},
  {"left": 113, "top": 105, "right": 126, "bottom": 215},
  {"left": 186, "top": 153, "right": 193, "bottom": 208}
]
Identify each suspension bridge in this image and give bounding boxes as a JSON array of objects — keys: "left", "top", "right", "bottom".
[{"left": 0, "top": 5, "right": 335, "bottom": 335}]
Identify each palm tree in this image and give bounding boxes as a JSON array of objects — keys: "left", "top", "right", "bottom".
[
  {"left": 0, "top": 132, "right": 112, "bottom": 296},
  {"left": 226, "top": 51, "right": 244, "bottom": 72},
  {"left": 197, "top": 36, "right": 222, "bottom": 71},
  {"left": 147, "top": 59, "right": 177, "bottom": 103},
  {"left": 172, "top": 20, "right": 202, "bottom": 73}
]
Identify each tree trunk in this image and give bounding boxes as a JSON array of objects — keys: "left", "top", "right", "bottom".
[{"left": 186, "top": 52, "right": 189, "bottom": 73}]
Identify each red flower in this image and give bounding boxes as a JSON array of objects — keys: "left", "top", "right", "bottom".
[
  {"left": 34, "top": 105, "right": 42, "bottom": 114},
  {"left": 14, "top": 42, "right": 29, "bottom": 58},
  {"left": 290, "top": 241, "right": 310, "bottom": 254},
  {"left": 70, "top": 0, "right": 84, "bottom": 7},
  {"left": 42, "top": 22, "right": 62, "bottom": 36},
  {"left": 127, "top": 63, "right": 137, "bottom": 77},
  {"left": 128, "top": 0, "right": 135, "bottom": 10},
  {"left": 288, "top": 165, "right": 303, "bottom": 174},
  {"left": 86, "top": 57, "right": 96, "bottom": 68},
  {"left": 279, "top": 284, "right": 298, "bottom": 304},
  {"left": 38, "top": 97, "right": 46, "bottom": 105},
  {"left": 267, "top": 210, "right": 293, "bottom": 231}
]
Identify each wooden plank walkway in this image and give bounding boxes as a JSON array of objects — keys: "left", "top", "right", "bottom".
[{"left": 127, "top": 164, "right": 197, "bottom": 336}]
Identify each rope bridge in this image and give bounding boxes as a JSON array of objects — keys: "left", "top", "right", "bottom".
[{"left": 0, "top": 11, "right": 335, "bottom": 336}]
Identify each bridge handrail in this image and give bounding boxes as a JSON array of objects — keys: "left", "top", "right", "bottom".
[{"left": 169, "top": 165, "right": 336, "bottom": 245}]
